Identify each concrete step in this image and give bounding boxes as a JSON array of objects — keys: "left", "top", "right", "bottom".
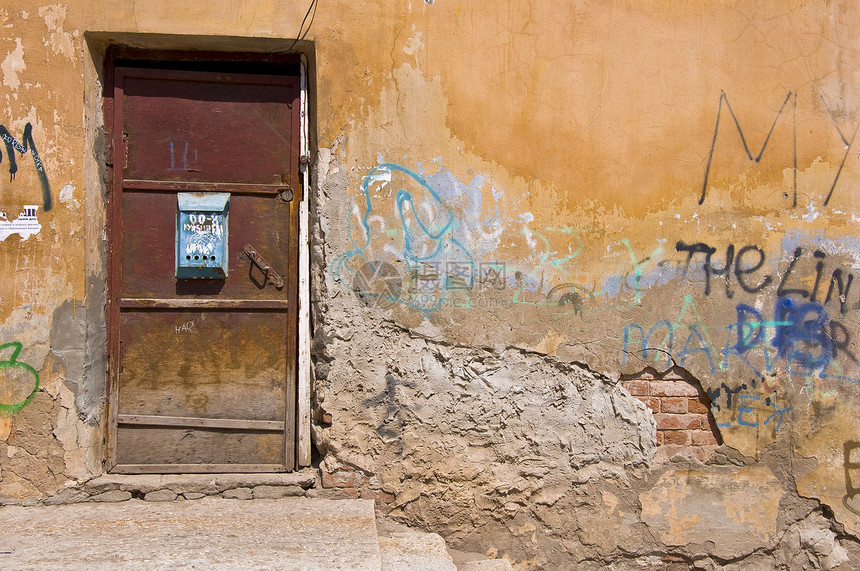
[
  {"left": 377, "top": 519, "right": 457, "bottom": 570},
  {"left": 457, "top": 560, "right": 515, "bottom": 570},
  {"left": 0, "top": 493, "right": 508, "bottom": 570},
  {"left": 0, "top": 497, "right": 382, "bottom": 570}
]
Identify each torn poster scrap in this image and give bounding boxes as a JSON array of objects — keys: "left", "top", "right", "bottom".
[{"left": 0, "top": 206, "right": 41, "bottom": 241}]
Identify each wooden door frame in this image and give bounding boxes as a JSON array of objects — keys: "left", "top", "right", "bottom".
[{"left": 102, "top": 47, "right": 310, "bottom": 473}]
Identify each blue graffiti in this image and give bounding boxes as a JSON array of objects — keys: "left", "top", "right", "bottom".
[
  {"left": 624, "top": 296, "right": 860, "bottom": 383},
  {"left": 331, "top": 163, "right": 477, "bottom": 314},
  {"left": 724, "top": 298, "right": 852, "bottom": 380},
  {"left": 714, "top": 394, "right": 792, "bottom": 432},
  {"left": 773, "top": 297, "right": 833, "bottom": 372},
  {"left": 622, "top": 320, "right": 674, "bottom": 368}
]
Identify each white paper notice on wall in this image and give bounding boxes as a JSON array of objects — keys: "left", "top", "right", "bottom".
[{"left": 0, "top": 206, "right": 41, "bottom": 241}]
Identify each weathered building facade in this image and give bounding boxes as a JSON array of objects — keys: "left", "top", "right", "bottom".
[{"left": 1, "top": 0, "right": 860, "bottom": 568}]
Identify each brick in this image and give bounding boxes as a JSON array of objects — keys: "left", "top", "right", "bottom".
[
  {"left": 655, "top": 431, "right": 664, "bottom": 446},
  {"left": 660, "top": 397, "right": 688, "bottom": 414},
  {"left": 360, "top": 488, "right": 395, "bottom": 505},
  {"left": 637, "top": 396, "right": 660, "bottom": 413},
  {"left": 622, "top": 380, "right": 649, "bottom": 396},
  {"left": 662, "top": 430, "right": 690, "bottom": 445},
  {"left": 654, "top": 413, "right": 701, "bottom": 430},
  {"left": 691, "top": 430, "right": 718, "bottom": 446},
  {"left": 688, "top": 398, "right": 711, "bottom": 414},
  {"left": 321, "top": 469, "right": 370, "bottom": 489},
  {"left": 649, "top": 381, "right": 701, "bottom": 398}
]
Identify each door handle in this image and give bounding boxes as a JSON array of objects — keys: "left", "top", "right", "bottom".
[{"left": 241, "top": 244, "right": 284, "bottom": 289}]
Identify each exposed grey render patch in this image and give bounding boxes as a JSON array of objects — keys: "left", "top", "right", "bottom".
[
  {"left": 49, "top": 299, "right": 87, "bottom": 400},
  {"left": 81, "top": 273, "right": 107, "bottom": 423}
]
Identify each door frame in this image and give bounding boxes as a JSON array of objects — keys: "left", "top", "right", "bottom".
[{"left": 101, "top": 47, "right": 312, "bottom": 472}]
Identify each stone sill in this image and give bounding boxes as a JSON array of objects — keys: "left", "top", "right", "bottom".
[{"left": 83, "top": 469, "right": 317, "bottom": 496}]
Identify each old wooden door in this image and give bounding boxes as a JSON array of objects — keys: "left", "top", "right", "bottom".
[{"left": 106, "top": 61, "right": 300, "bottom": 473}]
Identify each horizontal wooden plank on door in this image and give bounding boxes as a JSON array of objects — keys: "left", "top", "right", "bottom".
[
  {"left": 116, "top": 426, "right": 286, "bottom": 465},
  {"left": 118, "top": 310, "right": 287, "bottom": 421},
  {"left": 123, "top": 180, "right": 283, "bottom": 195},
  {"left": 117, "top": 414, "right": 285, "bottom": 431},
  {"left": 120, "top": 299, "right": 289, "bottom": 310}
]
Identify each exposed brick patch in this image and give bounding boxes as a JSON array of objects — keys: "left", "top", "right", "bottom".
[
  {"left": 321, "top": 467, "right": 370, "bottom": 489},
  {"left": 360, "top": 488, "right": 396, "bottom": 513},
  {"left": 639, "top": 397, "right": 660, "bottom": 413},
  {"left": 621, "top": 380, "right": 649, "bottom": 396},
  {"left": 691, "top": 430, "right": 718, "bottom": 446},
  {"left": 319, "top": 468, "right": 393, "bottom": 512},
  {"left": 661, "top": 397, "right": 688, "bottom": 414},
  {"left": 663, "top": 430, "right": 690, "bottom": 446},
  {"left": 688, "top": 398, "right": 710, "bottom": 414},
  {"left": 317, "top": 487, "right": 359, "bottom": 500},
  {"left": 654, "top": 413, "right": 701, "bottom": 431},
  {"left": 622, "top": 371, "right": 722, "bottom": 461},
  {"left": 650, "top": 381, "right": 700, "bottom": 398}
]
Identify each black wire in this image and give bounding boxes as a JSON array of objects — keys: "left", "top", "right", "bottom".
[
  {"left": 289, "top": 0, "right": 317, "bottom": 51},
  {"left": 299, "top": 0, "right": 318, "bottom": 42}
]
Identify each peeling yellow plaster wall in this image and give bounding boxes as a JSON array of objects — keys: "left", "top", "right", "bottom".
[
  {"left": 640, "top": 466, "right": 782, "bottom": 558},
  {"left": 0, "top": 0, "right": 858, "bottom": 545}
]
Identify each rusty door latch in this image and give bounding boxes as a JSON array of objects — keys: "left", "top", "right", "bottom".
[{"left": 240, "top": 244, "right": 284, "bottom": 289}]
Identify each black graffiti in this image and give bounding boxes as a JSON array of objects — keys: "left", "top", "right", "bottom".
[
  {"left": 820, "top": 97, "right": 859, "bottom": 206},
  {"left": 829, "top": 320, "right": 858, "bottom": 364},
  {"left": 676, "top": 241, "right": 772, "bottom": 298},
  {"left": 706, "top": 382, "right": 748, "bottom": 411},
  {"left": 362, "top": 373, "right": 414, "bottom": 453},
  {"left": 676, "top": 241, "right": 858, "bottom": 313},
  {"left": 698, "top": 91, "right": 856, "bottom": 207},
  {"left": 844, "top": 442, "right": 860, "bottom": 516},
  {"left": 0, "top": 123, "right": 51, "bottom": 211}
]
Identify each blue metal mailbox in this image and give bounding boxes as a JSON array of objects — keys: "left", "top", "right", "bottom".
[{"left": 176, "top": 192, "right": 229, "bottom": 279}]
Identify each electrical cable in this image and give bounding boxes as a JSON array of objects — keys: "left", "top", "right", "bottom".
[{"left": 289, "top": 0, "right": 318, "bottom": 51}]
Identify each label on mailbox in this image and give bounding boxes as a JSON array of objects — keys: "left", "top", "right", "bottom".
[{"left": 176, "top": 192, "right": 229, "bottom": 279}]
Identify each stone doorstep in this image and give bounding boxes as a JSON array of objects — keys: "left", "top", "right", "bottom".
[
  {"left": 378, "top": 518, "right": 511, "bottom": 571},
  {"left": 10, "top": 486, "right": 510, "bottom": 570},
  {"left": 80, "top": 469, "right": 317, "bottom": 497},
  {"left": 0, "top": 497, "right": 384, "bottom": 570}
]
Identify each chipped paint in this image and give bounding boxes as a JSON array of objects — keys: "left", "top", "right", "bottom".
[
  {"left": 640, "top": 466, "right": 782, "bottom": 558},
  {"left": 38, "top": 5, "right": 76, "bottom": 60},
  {"left": 1, "top": 38, "right": 25, "bottom": 90}
]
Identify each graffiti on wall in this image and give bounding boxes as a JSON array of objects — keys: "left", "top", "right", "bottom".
[
  {"left": 705, "top": 379, "right": 792, "bottom": 433},
  {"left": 331, "top": 162, "right": 599, "bottom": 315},
  {"left": 333, "top": 162, "right": 506, "bottom": 313},
  {"left": 0, "top": 123, "right": 51, "bottom": 212},
  {"left": 844, "top": 442, "right": 860, "bottom": 516},
  {"left": 0, "top": 341, "right": 39, "bottom": 413},
  {"left": 698, "top": 91, "right": 857, "bottom": 207}
]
